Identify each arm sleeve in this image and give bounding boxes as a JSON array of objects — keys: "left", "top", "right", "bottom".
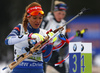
[
  {"left": 42, "top": 45, "right": 53, "bottom": 62},
  {"left": 5, "top": 25, "right": 28, "bottom": 45}
]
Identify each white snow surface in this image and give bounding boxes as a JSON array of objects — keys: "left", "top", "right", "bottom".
[{"left": 0, "top": 62, "right": 12, "bottom": 73}]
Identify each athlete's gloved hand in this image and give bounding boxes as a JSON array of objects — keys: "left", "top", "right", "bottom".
[
  {"left": 58, "top": 34, "right": 69, "bottom": 44},
  {"left": 76, "top": 30, "right": 81, "bottom": 37},
  {"left": 48, "top": 32, "right": 57, "bottom": 42},
  {"left": 22, "top": 40, "right": 36, "bottom": 53},
  {"left": 28, "top": 33, "right": 44, "bottom": 42},
  {"left": 76, "top": 29, "right": 88, "bottom": 37}
]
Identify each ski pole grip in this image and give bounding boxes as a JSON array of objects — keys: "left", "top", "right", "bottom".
[
  {"left": 81, "top": 8, "right": 87, "bottom": 12},
  {"left": 81, "top": 7, "right": 90, "bottom": 13}
]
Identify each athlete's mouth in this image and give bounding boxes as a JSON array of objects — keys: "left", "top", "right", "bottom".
[{"left": 35, "top": 24, "right": 39, "bottom": 26}]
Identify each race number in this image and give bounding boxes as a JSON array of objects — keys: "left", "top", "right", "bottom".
[
  {"left": 81, "top": 43, "right": 92, "bottom": 73},
  {"left": 69, "top": 42, "right": 81, "bottom": 73}
]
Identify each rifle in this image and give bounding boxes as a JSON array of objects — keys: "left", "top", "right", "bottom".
[{"left": 2, "top": 8, "right": 87, "bottom": 70}]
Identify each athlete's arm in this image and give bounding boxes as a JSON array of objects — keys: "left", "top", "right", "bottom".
[
  {"left": 42, "top": 44, "right": 53, "bottom": 62},
  {"left": 5, "top": 25, "right": 28, "bottom": 45}
]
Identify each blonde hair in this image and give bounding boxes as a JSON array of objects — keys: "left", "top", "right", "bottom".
[
  {"left": 22, "top": 2, "right": 41, "bottom": 32},
  {"left": 54, "top": 1, "right": 65, "bottom": 5}
]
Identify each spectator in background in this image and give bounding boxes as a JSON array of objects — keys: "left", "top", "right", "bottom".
[
  {"left": 40, "top": 1, "right": 69, "bottom": 73},
  {"left": 5, "top": 2, "right": 54, "bottom": 73}
]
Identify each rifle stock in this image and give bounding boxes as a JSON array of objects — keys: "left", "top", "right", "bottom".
[
  {"left": 8, "top": 36, "right": 49, "bottom": 70},
  {"left": 9, "top": 53, "right": 32, "bottom": 70},
  {"left": 53, "top": 26, "right": 64, "bottom": 33}
]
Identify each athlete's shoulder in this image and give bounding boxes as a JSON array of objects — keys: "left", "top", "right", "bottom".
[
  {"left": 44, "top": 12, "right": 54, "bottom": 21},
  {"left": 60, "top": 19, "right": 66, "bottom": 26},
  {"left": 14, "top": 23, "right": 22, "bottom": 29},
  {"left": 61, "top": 19, "right": 66, "bottom": 23},
  {"left": 12, "top": 23, "right": 22, "bottom": 32}
]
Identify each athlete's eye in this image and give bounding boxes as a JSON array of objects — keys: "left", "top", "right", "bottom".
[
  {"left": 39, "top": 17, "right": 43, "bottom": 19},
  {"left": 33, "top": 17, "right": 37, "bottom": 19}
]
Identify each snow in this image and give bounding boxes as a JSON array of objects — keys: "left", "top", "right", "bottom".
[{"left": 0, "top": 62, "right": 12, "bottom": 73}]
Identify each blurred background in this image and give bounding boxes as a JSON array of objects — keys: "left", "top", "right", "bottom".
[{"left": 0, "top": 0, "right": 100, "bottom": 73}]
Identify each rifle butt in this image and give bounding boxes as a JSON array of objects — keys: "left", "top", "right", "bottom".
[{"left": 8, "top": 53, "right": 33, "bottom": 70}]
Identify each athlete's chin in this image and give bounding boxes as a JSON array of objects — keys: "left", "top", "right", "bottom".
[{"left": 56, "top": 19, "right": 61, "bottom": 22}]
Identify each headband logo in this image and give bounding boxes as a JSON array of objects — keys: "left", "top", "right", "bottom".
[
  {"left": 27, "top": 6, "right": 42, "bottom": 13},
  {"left": 31, "top": 7, "right": 41, "bottom": 10}
]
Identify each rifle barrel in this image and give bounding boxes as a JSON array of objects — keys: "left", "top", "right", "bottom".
[{"left": 62, "top": 8, "right": 88, "bottom": 27}]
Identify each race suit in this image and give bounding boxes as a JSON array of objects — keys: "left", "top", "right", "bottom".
[{"left": 5, "top": 23, "right": 53, "bottom": 73}]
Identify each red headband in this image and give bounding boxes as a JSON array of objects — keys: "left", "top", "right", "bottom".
[
  {"left": 27, "top": 6, "right": 43, "bottom": 13},
  {"left": 27, "top": 6, "right": 44, "bottom": 17}
]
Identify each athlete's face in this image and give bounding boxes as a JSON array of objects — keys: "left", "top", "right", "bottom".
[
  {"left": 27, "top": 15, "right": 43, "bottom": 29},
  {"left": 54, "top": 11, "right": 66, "bottom": 22}
]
